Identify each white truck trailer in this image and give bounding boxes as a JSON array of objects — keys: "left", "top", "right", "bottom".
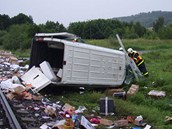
[{"left": 24, "top": 32, "right": 126, "bottom": 92}]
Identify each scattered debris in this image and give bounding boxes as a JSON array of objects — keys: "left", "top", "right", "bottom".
[
  {"left": 127, "top": 84, "right": 139, "bottom": 96},
  {"left": 0, "top": 50, "right": 153, "bottom": 129},
  {"left": 144, "top": 124, "right": 151, "bottom": 129},
  {"left": 99, "top": 97, "right": 115, "bottom": 116},
  {"left": 134, "top": 115, "right": 146, "bottom": 126},
  {"left": 165, "top": 116, "right": 172, "bottom": 122},
  {"left": 113, "top": 91, "right": 126, "bottom": 100},
  {"left": 114, "top": 119, "right": 128, "bottom": 127},
  {"left": 75, "top": 106, "right": 87, "bottom": 114},
  {"left": 21, "top": 66, "right": 51, "bottom": 93},
  {"left": 127, "top": 115, "right": 135, "bottom": 123},
  {"left": 148, "top": 90, "right": 166, "bottom": 98},
  {"left": 44, "top": 105, "right": 57, "bottom": 117},
  {"left": 81, "top": 115, "right": 95, "bottom": 129},
  {"left": 64, "top": 114, "right": 74, "bottom": 129}
]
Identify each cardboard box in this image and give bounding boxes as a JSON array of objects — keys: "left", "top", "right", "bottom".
[{"left": 127, "top": 84, "right": 139, "bottom": 96}]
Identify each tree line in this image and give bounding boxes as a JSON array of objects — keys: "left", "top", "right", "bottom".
[
  {"left": 116, "top": 11, "right": 172, "bottom": 28},
  {"left": 0, "top": 13, "right": 172, "bottom": 50}
]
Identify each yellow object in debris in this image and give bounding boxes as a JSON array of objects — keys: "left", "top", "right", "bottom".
[{"left": 64, "top": 114, "right": 74, "bottom": 129}]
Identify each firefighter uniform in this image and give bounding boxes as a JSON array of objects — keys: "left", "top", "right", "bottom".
[{"left": 128, "top": 49, "right": 149, "bottom": 77}]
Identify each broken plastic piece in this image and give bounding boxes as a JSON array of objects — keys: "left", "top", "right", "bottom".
[
  {"left": 39, "top": 61, "right": 57, "bottom": 81},
  {"left": 144, "top": 124, "right": 151, "bottom": 129},
  {"left": 148, "top": 90, "right": 166, "bottom": 97}
]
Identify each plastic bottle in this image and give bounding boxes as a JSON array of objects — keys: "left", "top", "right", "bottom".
[{"left": 64, "top": 114, "right": 74, "bottom": 129}]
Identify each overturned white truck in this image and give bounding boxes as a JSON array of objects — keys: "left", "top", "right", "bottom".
[{"left": 24, "top": 32, "right": 126, "bottom": 92}]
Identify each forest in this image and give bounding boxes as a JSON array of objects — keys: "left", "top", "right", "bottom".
[{"left": 0, "top": 11, "right": 172, "bottom": 50}]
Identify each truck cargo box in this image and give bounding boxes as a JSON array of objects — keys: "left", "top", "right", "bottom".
[{"left": 29, "top": 32, "right": 126, "bottom": 91}]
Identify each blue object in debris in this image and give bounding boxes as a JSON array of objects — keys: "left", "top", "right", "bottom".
[{"left": 131, "top": 127, "right": 141, "bottom": 129}]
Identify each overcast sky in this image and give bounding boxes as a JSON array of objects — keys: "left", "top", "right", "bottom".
[{"left": 0, "top": 0, "right": 171, "bottom": 27}]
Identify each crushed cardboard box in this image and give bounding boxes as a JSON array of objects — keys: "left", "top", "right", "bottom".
[{"left": 127, "top": 84, "right": 139, "bottom": 96}]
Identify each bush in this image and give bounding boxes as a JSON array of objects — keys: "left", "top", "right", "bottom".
[{"left": 2, "top": 24, "right": 33, "bottom": 50}]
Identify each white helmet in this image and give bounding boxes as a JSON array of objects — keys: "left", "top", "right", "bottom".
[
  {"left": 119, "top": 47, "right": 123, "bottom": 51},
  {"left": 127, "top": 48, "right": 133, "bottom": 53}
]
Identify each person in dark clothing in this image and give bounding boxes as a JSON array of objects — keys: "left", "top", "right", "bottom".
[{"left": 127, "top": 48, "right": 149, "bottom": 77}]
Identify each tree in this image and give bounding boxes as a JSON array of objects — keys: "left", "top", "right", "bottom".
[
  {"left": 133, "top": 22, "right": 146, "bottom": 37},
  {"left": 27, "top": 24, "right": 41, "bottom": 37},
  {"left": 0, "top": 14, "right": 11, "bottom": 30},
  {"left": 158, "top": 23, "right": 172, "bottom": 39},
  {"left": 0, "top": 30, "right": 7, "bottom": 45},
  {"left": 11, "top": 13, "right": 33, "bottom": 25},
  {"left": 153, "top": 17, "right": 164, "bottom": 32},
  {"left": 68, "top": 19, "right": 124, "bottom": 39},
  {"left": 38, "top": 21, "right": 66, "bottom": 33},
  {"left": 68, "top": 19, "right": 147, "bottom": 39},
  {"left": 2, "top": 24, "right": 32, "bottom": 50}
]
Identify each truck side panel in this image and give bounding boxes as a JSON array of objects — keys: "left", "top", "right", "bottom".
[{"left": 62, "top": 44, "right": 125, "bottom": 86}]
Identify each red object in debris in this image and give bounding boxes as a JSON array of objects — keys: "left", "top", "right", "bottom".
[
  {"left": 127, "top": 115, "right": 135, "bottom": 123},
  {"left": 25, "top": 83, "right": 32, "bottom": 87},
  {"left": 90, "top": 118, "right": 100, "bottom": 124}
]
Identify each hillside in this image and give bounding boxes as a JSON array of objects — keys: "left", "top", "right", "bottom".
[{"left": 113, "top": 11, "right": 172, "bottom": 27}]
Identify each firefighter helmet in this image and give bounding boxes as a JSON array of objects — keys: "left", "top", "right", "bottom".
[
  {"left": 119, "top": 47, "right": 123, "bottom": 51},
  {"left": 127, "top": 48, "right": 133, "bottom": 53}
]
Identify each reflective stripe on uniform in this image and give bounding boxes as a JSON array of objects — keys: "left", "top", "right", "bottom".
[
  {"left": 144, "top": 72, "right": 148, "bottom": 76},
  {"left": 137, "top": 60, "right": 144, "bottom": 66}
]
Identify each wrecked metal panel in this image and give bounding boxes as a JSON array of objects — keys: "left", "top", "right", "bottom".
[{"left": 21, "top": 66, "right": 51, "bottom": 93}]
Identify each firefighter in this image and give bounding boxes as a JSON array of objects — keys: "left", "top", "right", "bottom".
[
  {"left": 127, "top": 48, "right": 149, "bottom": 77},
  {"left": 73, "top": 37, "right": 79, "bottom": 42}
]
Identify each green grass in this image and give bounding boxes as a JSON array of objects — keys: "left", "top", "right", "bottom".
[
  {"left": 12, "top": 49, "right": 31, "bottom": 58},
  {"left": 87, "top": 38, "right": 172, "bottom": 51}
]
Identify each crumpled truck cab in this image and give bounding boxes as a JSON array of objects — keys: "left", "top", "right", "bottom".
[{"left": 27, "top": 32, "right": 126, "bottom": 92}]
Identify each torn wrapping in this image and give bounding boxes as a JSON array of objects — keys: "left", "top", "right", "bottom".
[
  {"left": 0, "top": 78, "right": 25, "bottom": 90},
  {"left": 148, "top": 90, "right": 166, "bottom": 97}
]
